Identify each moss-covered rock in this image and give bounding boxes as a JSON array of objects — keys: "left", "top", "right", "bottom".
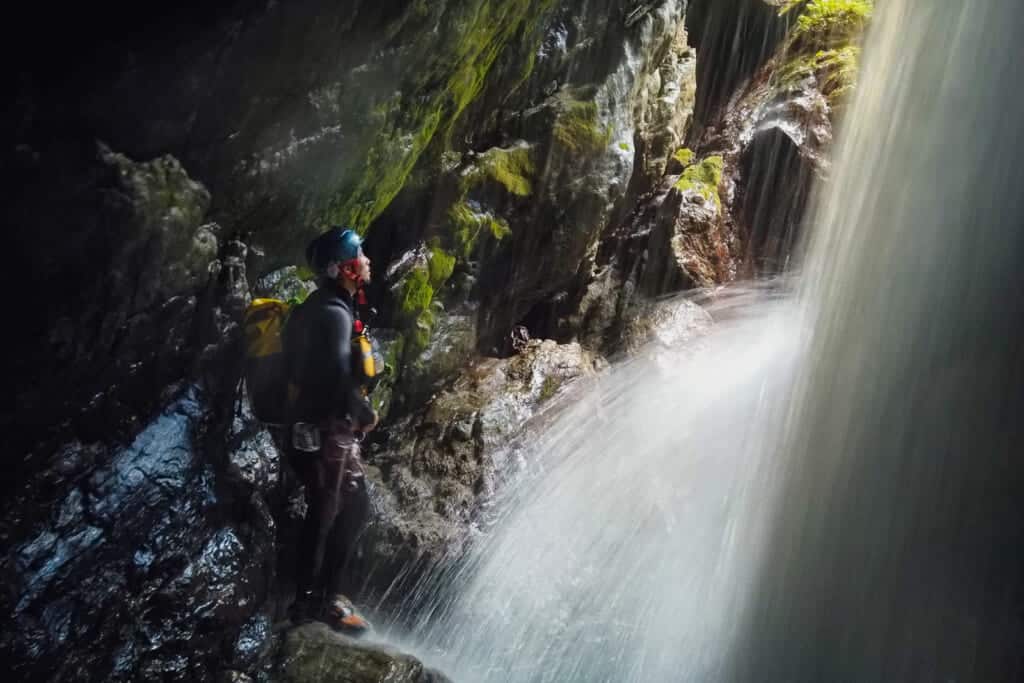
[
  {"left": 475, "top": 144, "right": 536, "bottom": 197},
  {"left": 320, "top": 0, "right": 558, "bottom": 237},
  {"left": 779, "top": 0, "right": 873, "bottom": 110},
  {"left": 447, "top": 201, "right": 512, "bottom": 259},
  {"left": 552, "top": 98, "right": 613, "bottom": 156},
  {"left": 670, "top": 147, "right": 696, "bottom": 171},
  {"left": 253, "top": 266, "right": 316, "bottom": 303},
  {"left": 790, "top": 0, "right": 873, "bottom": 50},
  {"left": 672, "top": 153, "right": 724, "bottom": 208},
  {"left": 277, "top": 623, "right": 448, "bottom": 683}
]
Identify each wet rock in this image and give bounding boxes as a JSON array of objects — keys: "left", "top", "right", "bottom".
[
  {"left": 219, "top": 671, "right": 255, "bottom": 683},
  {"left": 357, "top": 340, "right": 601, "bottom": 598},
  {"left": 569, "top": 0, "right": 864, "bottom": 349},
  {"left": 620, "top": 297, "right": 716, "bottom": 354},
  {"left": 8, "top": 141, "right": 219, "bottom": 470},
  {"left": 253, "top": 266, "right": 317, "bottom": 303},
  {"left": 686, "top": 0, "right": 795, "bottom": 140},
  {"left": 472, "top": 1, "right": 694, "bottom": 349},
  {"left": 277, "top": 622, "right": 447, "bottom": 683},
  {"left": 398, "top": 313, "right": 478, "bottom": 410},
  {"left": 232, "top": 613, "right": 273, "bottom": 673},
  {"left": 1, "top": 389, "right": 275, "bottom": 682}
]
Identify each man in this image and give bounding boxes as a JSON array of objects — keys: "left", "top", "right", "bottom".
[{"left": 284, "top": 226, "right": 377, "bottom": 632}]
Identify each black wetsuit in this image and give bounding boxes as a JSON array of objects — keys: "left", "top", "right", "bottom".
[
  {"left": 284, "top": 283, "right": 375, "bottom": 601},
  {"left": 285, "top": 285, "right": 376, "bottom": 427}
]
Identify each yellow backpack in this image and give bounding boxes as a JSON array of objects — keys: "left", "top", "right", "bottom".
[{"left": 243, "top": 298, "right": 294, "bottom": 423}]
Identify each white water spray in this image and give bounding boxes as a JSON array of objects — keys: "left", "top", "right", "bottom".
[{"left": 382, "top": 288, "right": 807, "bottom": 681}]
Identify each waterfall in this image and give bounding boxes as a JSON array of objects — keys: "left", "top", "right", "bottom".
[
  {"left": 730, "top": 0, "right": 1024, "bottom": 680},
  {"left": 384, "top": 1, "right": 1024, "bottom": 680},
  {"left": 382, "top": 285, "right": 808, "bottom": 681}
]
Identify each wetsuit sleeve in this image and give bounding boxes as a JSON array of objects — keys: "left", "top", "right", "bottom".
[{"left": 323, "top": 303, "right": 377, "bottom": 428}]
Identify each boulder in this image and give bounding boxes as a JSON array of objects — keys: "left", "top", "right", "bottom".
[
  {"left": 1, "top": 390, "right": 278, "bottom": 682},
  {"left": 276, "top": 623, "right": 450, "bottom": 683}
]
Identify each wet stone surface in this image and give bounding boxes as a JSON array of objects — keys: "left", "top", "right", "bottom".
[
  {"left": 1, "top": 389, "right": 277, "bottom": 682},
  {"left": 276, "top": 622, "right": 452, "bottom": 683},
  {"left": 356, "top": 339, "right": 603, "bottom": 602}
]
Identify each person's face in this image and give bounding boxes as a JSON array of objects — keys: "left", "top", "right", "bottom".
[{"left": 355, "top": 250, "right": 371, "bottom": 283}]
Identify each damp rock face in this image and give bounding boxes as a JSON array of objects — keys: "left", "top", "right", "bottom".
[
  {"left": 7, "top": 143, "right": 221, "bottom": 467},
  {"left": 276, "top": 623, "right": 451, "bottom": 683},
  {"left": 356, "top": 340, "right": 602, "bottom": 598},
  {"left": 569, "top": 0, "right": 871, "bottom": 354},
  {"left": 1, "top": 390, "right": 279, "bottom": 682}
]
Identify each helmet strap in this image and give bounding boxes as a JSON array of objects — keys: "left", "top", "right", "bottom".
[{"left": 335, "top": 259, "right": 363, "bottom": 290}]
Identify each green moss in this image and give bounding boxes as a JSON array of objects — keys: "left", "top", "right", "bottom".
[
  {"left": 792, "top": 0, "right": 873, "bottom": 50},
  {"left": 294, "top": 265, "right": 317, "bottom": 281},
  {"left": 389, "top": 247, "right": 459, "bottom": 370},
  {"left": 320, "top": 0, "right": 557, "bottom": 232},
  {"left": 777, "top": 0, "right": 807, "bottom": 16},
  {"left": 672, "top": 147, "right": 695, "bottom": 167},
  {"left": 427, "top": 246, "right": 457, "bottom": 287},
  {"left": 781, "top": 7, "right": 868, "bottom": 107},
  {"left": 673, "top": 155, "right": 724, "bottom": 208},
  {"left": 538, "top": 376, "right": 561, "bottom": 402},
  {"left": 447, "top": 201, "right": 511, "bottom": 259},
  {"left": 397, "top": 267, "right": 434, "bottom": 326},
  {"left": 478, "top": 145, "right": 535, "bottom": 196},
  {"left": 619, "top": 142, "right": 631, "bottom": 152},
  {"left": 812, "top": 45, "right": 862, "bottom": 105},
  {"left": 777, "top": 0, "right": 872, "bottom": 113},
  {"left": 553, "top": 99, "right": 612, "bottom": 156}
]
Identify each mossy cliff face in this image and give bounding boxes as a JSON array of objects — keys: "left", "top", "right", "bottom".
[
  {"left": 376, "top": 0, "right": 696, "bottom": 358},
  {"left": 573, "top": 0, "right": 872, "bottom": 353},
  {"left": 9, "top": 0, "right": 558, "bottom": 270}
]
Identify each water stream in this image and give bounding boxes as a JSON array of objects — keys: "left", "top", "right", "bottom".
[
  {"left": 390, "top": 287, "right": 805, "bottom": 681},
  {"left": 382, "top": 1, "right": 1024, "bottom": 680}
]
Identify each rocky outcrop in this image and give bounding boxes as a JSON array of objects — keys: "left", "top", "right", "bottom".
[
  {"left": 571, "top": 0, "right": 871, "bottom": 354},
  {"left": 1, "top": 389, "right": 281, "bottom": 682},
  {"left": 276, "top": 623, "right": 450, "bottom": 683},
  {"left": 356, "top": 339, "right": 602, "bottom": 600},
  {"left": 7, "top": 143, "right": 223, "bottom": 476}
]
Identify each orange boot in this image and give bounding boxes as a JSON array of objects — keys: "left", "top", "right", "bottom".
[{"left": 326, "top": 594, "right": 371, "bottom": 634}]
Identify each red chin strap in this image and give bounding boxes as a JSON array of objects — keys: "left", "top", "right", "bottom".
[{"left": 337, "top": 258, "right": 363, "bottom": 285}]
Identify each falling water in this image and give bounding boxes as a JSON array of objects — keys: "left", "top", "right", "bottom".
[
  {"left": 730, "top": 0, "right": 1024, "bottom": 680},
  {"left": 385, "top": 1, "right": 1024, "bottom": 680},
  {"left": 385, "top": 287, "right": 805, "bottom": 682}
]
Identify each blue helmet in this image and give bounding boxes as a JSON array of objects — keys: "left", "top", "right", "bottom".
[{"left": 306, "top": 226, "right": 363, "bottom": 274}]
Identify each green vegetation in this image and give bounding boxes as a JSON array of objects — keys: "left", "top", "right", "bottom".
[
  {"left": 319, "top": 0, "right": 557, "bottom": 232},
  {"left": 792, "top": 0, "right": 873, "bottom": 49},
  {"left": 777, "top": 0, "right": 807, "bottom": 15},
  {"left": 778, "top": 0, "right": 873, "bottom": 113},
  {"left": 672, "top": 147, "right": 695, "bottom": 167},
  {"left": 476, "top": 145, "right": 536, "bottom": 197},
  {"left": 538, "top": 376, "right": 561, "bottom": 402},
  {"left": 448, "top": 201, "right": 512, "bottom": 259},
  {"left": 553, "top": 99, "right": 612, "bottom": 156},
  {"left": 394, "top": 246, "right": 460, "bottom": 359},
  {"left": 809, "top": 45, "right": 862, "bottom": 105},
  {"left": 619, "top": 142, "right": 631, "bottom": 152},
  {"left": 437, "top": 143, "right": 530, "bottom": 264},
  {"left": 673, "top": 154, "right": 724, "bottom": 208},
  {"left": 427, "top": 245, "right": 456, "bottom": 286}
]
